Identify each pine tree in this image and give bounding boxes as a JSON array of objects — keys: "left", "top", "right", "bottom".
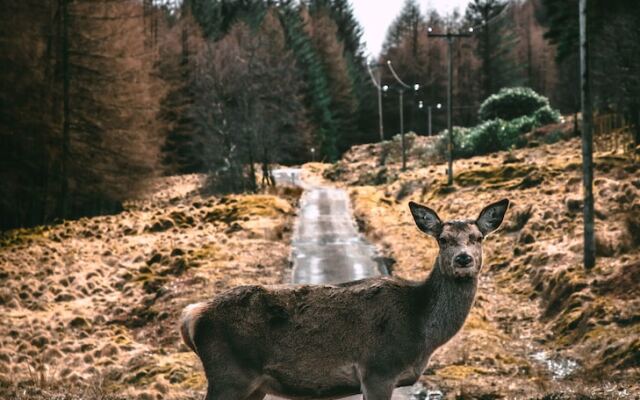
[
  {"left": 465, "top": 0, "right": 523, "bottom": 98},
  {"left": 304, "top": 6, "right": 358, "bottom": 153},
  {"left": 278, "top": 2, "right": 338, "bottom": 161},
  {"left": 307, "top": 0, "right": 377, "bottom": 145}
]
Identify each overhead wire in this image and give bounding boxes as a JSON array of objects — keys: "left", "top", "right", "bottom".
[
  {"left": 366, "top": 62, "right": 382, "bottom": 90},
  {"left": 386, "top": 61, "right": 411, "bottom": 90}
]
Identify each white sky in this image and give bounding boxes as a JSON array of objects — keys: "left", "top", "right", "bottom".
[{"left": 350, "top": 0, "right": 472, "bottom": 57}]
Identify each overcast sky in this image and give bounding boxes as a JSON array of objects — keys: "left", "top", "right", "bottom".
[{"left": 350, "top": 0, "right": 472, "bottom": 58}]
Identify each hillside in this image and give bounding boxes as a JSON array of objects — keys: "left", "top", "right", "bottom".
[
  {"left": 322, "top": 134, "right": 640, "bottom": 398},
  {"left": 0, "top": 176, "right": 301, "bottom": 399}
]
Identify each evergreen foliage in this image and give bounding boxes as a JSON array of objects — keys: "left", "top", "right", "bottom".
[
  {"left": 438, "top": 88, "right": 560, "bottom": 158},
  {"left": 479, "top": 87, "right": 549, "bottom": 121},
  {"left": 278, "top": 3, "right": 338, "bottom": 161},
  {"left": 465, "top": 0, "right": 524, "bottom": 98}
]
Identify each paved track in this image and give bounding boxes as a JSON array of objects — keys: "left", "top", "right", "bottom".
[{"left": 270, "top": 169, "right": 415, "bottom": 400}]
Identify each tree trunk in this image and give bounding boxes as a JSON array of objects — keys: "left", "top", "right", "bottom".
[{"left": 59, "top": 0, "right": 70, "bottom": 219}]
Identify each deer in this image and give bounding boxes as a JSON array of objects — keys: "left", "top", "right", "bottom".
[{"left": 180, "top": 198, "right": 510, "bottom": 400}]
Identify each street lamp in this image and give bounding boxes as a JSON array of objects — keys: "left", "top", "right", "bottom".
[
  {"left": 310, "top": 147, "right": 315, "bottom": 162},
  {"left": 419, "top": 102, "right": 443, "bottom": 136}
]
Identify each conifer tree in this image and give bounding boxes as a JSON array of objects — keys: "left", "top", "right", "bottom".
[
  {"left": 465, "top": 0, "right": 523, "bottom": 97},
  {"left": 278, "top": 2, "right": 338, "bottom": 160}
]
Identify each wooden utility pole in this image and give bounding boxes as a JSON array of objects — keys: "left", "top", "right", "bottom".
[
  {"left": 580, "top": 0, "right": 595, "bottom": 269},
  {"left": 428, "top": 28, "right": 473, "bottom": 186},
  {"left": 366, "top": 63, "right": 386, "bottom": 142},
  {"left": 377, "top": 67, "right": 384, "bottom": 142},
  {"left": 386, "top": 60, "right": 413, "bottom": 171}
]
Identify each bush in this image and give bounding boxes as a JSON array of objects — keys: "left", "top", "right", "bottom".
[
  {"left": 479, "top": 87, "right": 549, "bottom": 121},
  {"left": 439, "top": 118, "right": 529, "bottom": 159},
  {"left": 429, "top": 88, "right": 563, "bottom": 159},
  {"left": 465, "top": 119, "right": 511, "bottom": 156},
  {"left": 533, "top": 105, "right": 561, "bottom": 125},
  {"left": 433, "top": 127, "right": 471, "bottom": 159}
]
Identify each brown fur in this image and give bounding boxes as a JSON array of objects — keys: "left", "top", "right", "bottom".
[{"left": 181, "top": 199, "right": 509, "bottom": 400}]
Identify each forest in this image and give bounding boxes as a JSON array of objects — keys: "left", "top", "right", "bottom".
[{"left": 1, "top": 0, "right": 639, "bottom": 230}]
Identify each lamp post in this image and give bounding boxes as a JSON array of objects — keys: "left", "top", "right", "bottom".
[
  {"left": 310, "top": 147, "right": 316, "bottom": 162},
  {"left": 418, "top": 101, "right": 442, "bottom": 136}
]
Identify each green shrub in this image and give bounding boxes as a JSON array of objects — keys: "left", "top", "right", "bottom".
[
  {"left": 479, "top": 87, "right": 549, "bottom": 121},
  {"left": 429, "top": 88, "right": 563, "bottom": 160},
  {"left": 465, "top": 119, "right": 508, "bottom": 156},
  {"left": 533, "top": 105, "right": 561, "bottom": 125},
  {"left": 441, "top": 118, "right": 529, "bottom": 159},
  {"left": 433, "top": 127, "right": 471, "bottom": 159}
]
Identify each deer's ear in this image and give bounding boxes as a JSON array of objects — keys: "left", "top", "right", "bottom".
[
  {"left": 476, "top": 199, "right": 510, "bottom": 236},
  {"left": 409, "top": 201, "right": 442, "bottom": 237}
]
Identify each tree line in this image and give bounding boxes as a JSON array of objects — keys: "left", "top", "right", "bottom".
[
  {"left": 1, "top": 0, "right": 638, "bottom": 230},
  {"left": 0, "top": 0, "right": 376, "bottom": 230}
]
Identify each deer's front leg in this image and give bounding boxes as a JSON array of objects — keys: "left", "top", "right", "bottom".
[{"left": 360, "top": 373, "right": 395, "bottom": 400}]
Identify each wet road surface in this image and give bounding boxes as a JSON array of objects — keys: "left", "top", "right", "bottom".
[{"left": 270, "top": 169, "right": 414, "bottom": 400}]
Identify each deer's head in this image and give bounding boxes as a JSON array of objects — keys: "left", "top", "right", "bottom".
[{"left": 409, "top": 199, "right": 510, "bottom": 279}]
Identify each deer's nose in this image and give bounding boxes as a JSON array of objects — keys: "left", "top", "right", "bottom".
[{"left": 454, "top": 253, "right": 472, "bottom": 267}]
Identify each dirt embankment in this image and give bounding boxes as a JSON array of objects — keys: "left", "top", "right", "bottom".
[
  {"left": 325, "top": 136, "right": 640, "bottom": 399},
  {"left": 0, "top": 175, "right": 302, "bottom": 400}
]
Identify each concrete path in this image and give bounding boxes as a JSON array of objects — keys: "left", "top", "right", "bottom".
[{"left": 271, "top": 168, "right": 415, "bottom": 400}]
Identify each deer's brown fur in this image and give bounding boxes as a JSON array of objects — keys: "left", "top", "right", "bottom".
[{"left": 181, "top": 199, "right": 510, "bottom": 400}]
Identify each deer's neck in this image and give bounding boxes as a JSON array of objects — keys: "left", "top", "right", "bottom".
[{"left": 416, "top": 258, "right": 478, "bottom": 348}]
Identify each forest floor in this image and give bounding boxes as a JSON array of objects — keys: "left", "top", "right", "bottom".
[
  {"left": 317, "top": 134, "right": 640, "bottom": 399},
  {"left": 0, "top": 175, "right": 302, "bottom": 400}
]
